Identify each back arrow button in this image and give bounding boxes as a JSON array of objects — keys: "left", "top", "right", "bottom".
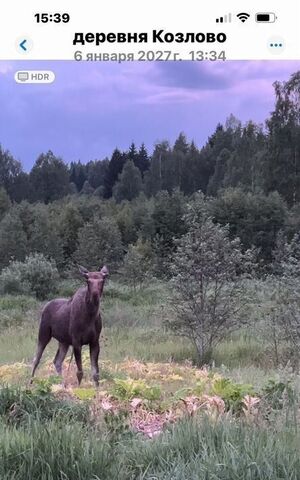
[
  {"left": 20, "top": 39, "right": 27, "bottom": 51},
  {"left": 16, "top": 37, "right": 33, "bottom": 53}
]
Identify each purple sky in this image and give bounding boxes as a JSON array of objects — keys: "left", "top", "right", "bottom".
[{"left": 0, "top": 60, "right": 298, "bottom": 170}]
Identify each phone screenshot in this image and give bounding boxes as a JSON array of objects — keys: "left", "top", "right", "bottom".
[{"left": 0, "top": 1, "right": 299, "bottom": 478}]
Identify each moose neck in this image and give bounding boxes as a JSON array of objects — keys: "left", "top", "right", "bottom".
[{"left": 85, "top": 289, "right": 100, "bottom": 316}]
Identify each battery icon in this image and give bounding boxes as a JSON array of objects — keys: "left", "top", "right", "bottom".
[{"left": 255, "top": 13, "right": 277, "bottom": 23}]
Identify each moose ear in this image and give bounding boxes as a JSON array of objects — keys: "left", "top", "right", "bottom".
[
  {"left": 100, "top": 265, "right": 109, "bottom": 278},
  {"left": 78, "top": 265, "right": 89, "bottom": 279}
]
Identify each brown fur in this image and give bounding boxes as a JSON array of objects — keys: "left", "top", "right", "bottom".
[{"left": 31, "top": 266, "right": 108, "bottom": 386}]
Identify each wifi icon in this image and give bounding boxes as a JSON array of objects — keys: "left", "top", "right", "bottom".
[{"left": 237, "top": 12, "right": 250, "bottom": 23}]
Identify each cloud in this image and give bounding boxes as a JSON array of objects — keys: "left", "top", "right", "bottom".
[
  {"left": 0, "top": 60, "right": 298, "bottom": 169},
  {"left": 153, "top": 61, "right": 233, "bottom": 90}
]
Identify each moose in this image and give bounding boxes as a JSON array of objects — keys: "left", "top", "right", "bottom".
[{"left": 31, "top": 265, "right": 108, "bottom": 386}]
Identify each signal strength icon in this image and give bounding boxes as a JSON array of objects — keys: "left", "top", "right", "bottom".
[
  {"left": 216, "top": 13, "right": 232, "bottom": 23},
  {"left": 237, "top": 12, "right": 250, "bottom": 23}
]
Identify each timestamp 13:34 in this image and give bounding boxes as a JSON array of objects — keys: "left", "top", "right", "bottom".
[{"left": 189, "top": 51, "right": 226, "bottom": 61}]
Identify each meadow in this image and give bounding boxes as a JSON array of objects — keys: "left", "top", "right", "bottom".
[{"left": 1, "top": 279, "right": 300, "bottom": 480}]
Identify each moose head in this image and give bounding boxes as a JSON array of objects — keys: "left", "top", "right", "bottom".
[{"left": 78, "top": 265, "right": 109, "bottom": 306}]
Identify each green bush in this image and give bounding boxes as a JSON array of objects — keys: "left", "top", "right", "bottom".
[
  {"left": 0, "top": 382, "right": 89, "bottom": 426},
  {"left": 262, "top": 378, "right": 296, "bottom": 411},
  {"left": 111, "top": 378, "right": 161, "bottom": 401},
  {"left": 74, "top": 216, "right": 123, "bottom": 271},
  {"left": 122, "top": 239, "right": 153, "bottom": 290},
  {"left": 0, "top": 253, "right": 59, "bottom": 299},
  {"left": 211, "top": 377, "right": 254, "bottom": 412},
  {"left": 0, "top": 263, "right": 30, "bottom": 296}
]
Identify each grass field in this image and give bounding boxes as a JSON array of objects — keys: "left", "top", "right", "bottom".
[{"left": 1, "top": 279, "right": 300, "bottom": 479}]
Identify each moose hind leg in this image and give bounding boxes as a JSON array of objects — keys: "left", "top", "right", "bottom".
[
  {"left": 53, "top": 343, "right": 69, "bottom": 375},
  {"left": 31, "top": 339, "right": 50, "bottom": 382},
  {"left": 89, "top": 341, "right": 100, "bottom": 387},
  {"left": 73, "top": 345, "right": 83, "bottom": 385}
]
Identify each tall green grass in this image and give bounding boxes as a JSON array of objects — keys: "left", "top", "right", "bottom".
[
  {"left": 0, "top": 419, "right": 116, "bottom": 480},
  {"left": 122, "top": 417, "right": 300, "bottom": 480},
  {"left": 1, "top": 413, "right": 300, "bottom": 480}
]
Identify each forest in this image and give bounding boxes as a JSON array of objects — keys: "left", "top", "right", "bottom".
[
  {"left": 0, "top": 71, "right": 299, "bottom": 274},
  {"left": 0, "top": 70, "right": 300, "bottom": 480}
]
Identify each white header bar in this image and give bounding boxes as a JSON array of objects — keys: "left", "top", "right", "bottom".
[{"left": 0, "top": 0, "right": 299, "bottom": 60}]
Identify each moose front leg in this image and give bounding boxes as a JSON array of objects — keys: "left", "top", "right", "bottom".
[
  {"left": 89, "top": 341, "right": 100, "bottom": 387},
  {"left": 73, "top": 344, "right": 83, "bottom": 385}
]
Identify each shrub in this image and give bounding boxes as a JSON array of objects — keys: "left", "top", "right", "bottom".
[
  {"left": 75, "top": 216, "right": 123, "bottom": 271},
  {"left": 168, "top": 198, "right": 256, "bottom": 363},
  {"left": 0, "top": 253, "right": 59, "bottom": 299},
  {"left": 261, "top": 378, "right": 295, "bottom": 411},
  {"left": 211, "top": 378, "right": 254, "bottom": 412},
  {"left": 0, "top": 382, "right": 89, "bottom": 426},
  {"left": 111, "top": 378, "right": 161, "bottom": 401},
  {"left": 122, "top": 239, "right": 153, "bottom": 290},
  {"left": 0, "top": 263, "right": 30, "bottom": 295}
]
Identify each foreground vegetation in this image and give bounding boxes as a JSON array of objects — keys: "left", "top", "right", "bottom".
[
  {"left": 1, "top": 280, "right": 300, "bottom": 479},
  {"left": 1, "top": 398, "right": 300, "bottom": 480}
]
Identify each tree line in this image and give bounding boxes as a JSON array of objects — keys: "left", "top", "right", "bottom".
[
  {"left": 1, "top": 71, "right": 299, "bottom": 206},
  {"left": 0, "top": 71, "right": 298, "bottom": 274}
]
